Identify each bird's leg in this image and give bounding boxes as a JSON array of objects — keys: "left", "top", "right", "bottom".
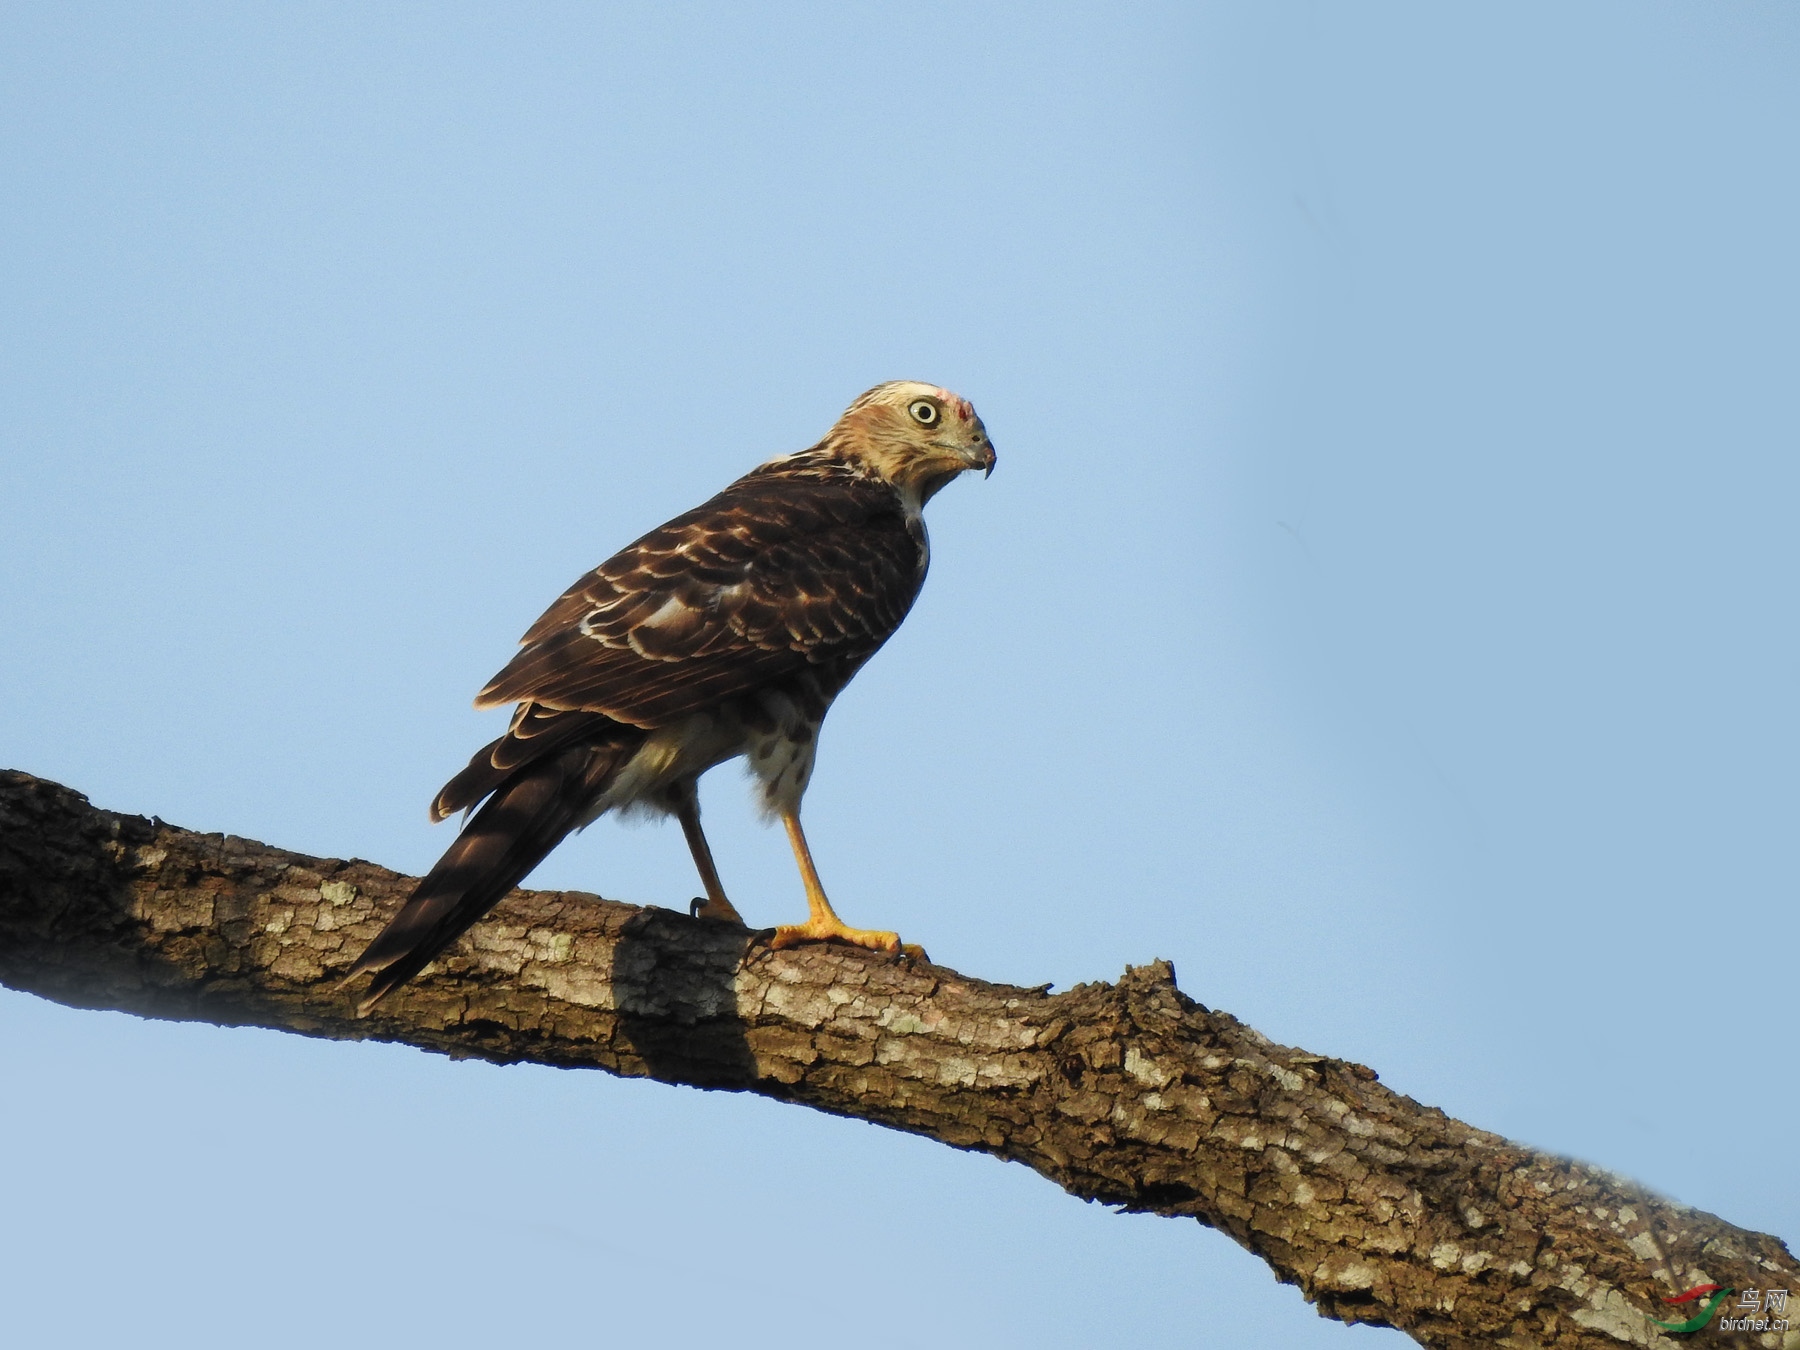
[
  {"left": 768, "top": 808, "right": 924, "bottom": 959},
  {"left": 670, "top": 783, "right": 743, "bottom": 924}
]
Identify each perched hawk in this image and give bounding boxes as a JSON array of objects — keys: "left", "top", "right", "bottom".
[{"left": 345, "top": 381, "right": 995, "bottom": 1013}]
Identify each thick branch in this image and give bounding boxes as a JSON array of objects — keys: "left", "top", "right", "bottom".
[{"left": 1, "top": 770, "right": 1791, "bottom": 1348}]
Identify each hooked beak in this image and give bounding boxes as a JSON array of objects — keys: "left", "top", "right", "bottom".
[{"left": 927, "top": 431, "right": 995, "bottom": 485}]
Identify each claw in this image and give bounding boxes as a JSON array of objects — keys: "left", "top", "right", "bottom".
[
  {"left": 768, "top": 916, "right": 905, "bottom": 954},
  {"left": 690, "top": 895, "right": 745, "bottom": 924}
]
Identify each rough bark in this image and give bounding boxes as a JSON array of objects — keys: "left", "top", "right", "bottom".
[{"left": 0, "top": 769, "right": 1792, "bottom": 1349}]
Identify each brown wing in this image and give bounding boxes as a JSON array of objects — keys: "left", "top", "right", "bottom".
[{"left": 476, "top": 465, "right": 926, "bottom": 726}]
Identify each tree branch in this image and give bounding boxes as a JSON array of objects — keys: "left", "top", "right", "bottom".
[{"left": 0, "top": 769, "right": 1790, "bottom": 1348}]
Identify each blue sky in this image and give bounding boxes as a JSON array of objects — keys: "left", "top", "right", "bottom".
[{"left": 3, "top": 4, "right": 1795, "bottom": 1346}]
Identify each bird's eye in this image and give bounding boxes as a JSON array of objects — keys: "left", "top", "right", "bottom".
[{"left": 908, "top": 399, "right": 939, "bottom": 427}]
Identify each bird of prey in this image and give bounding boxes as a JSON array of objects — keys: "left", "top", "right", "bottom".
[{"left": 344, "top": 381, "right": 995, "bottom": 1013}]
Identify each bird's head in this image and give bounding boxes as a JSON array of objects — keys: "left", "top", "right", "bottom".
[{"left": 832, "top": 380, "right": 996, "bottom": 504}]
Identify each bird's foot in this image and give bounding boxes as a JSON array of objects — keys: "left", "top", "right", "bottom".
[
  {"left": 689, "top": 895, "right": 746, "bottom": 924},
  {"left": 768, "top": 916, "right": 926, "bottom": 962}
]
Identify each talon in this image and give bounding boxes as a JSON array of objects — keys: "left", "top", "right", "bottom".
[
  {"left": 691, "top": 895, "right": 745, "bottom": 925},
  {"left": 672, "top": 791, "right": 743, "bottom": 925},
  {"left": 768, "top": 917, "right": 904, "bottom": 954},
  {"left": 899, "top": 943, "right": 929, "bottom": 962}
]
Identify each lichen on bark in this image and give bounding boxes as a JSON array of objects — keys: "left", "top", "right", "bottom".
[{"left": 1, "top": 769, "right": 1793, "bottom": 1349}]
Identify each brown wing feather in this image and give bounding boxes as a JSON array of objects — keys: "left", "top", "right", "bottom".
[{"left": 476, "top": 466, "right": 925, "bottom": 725}]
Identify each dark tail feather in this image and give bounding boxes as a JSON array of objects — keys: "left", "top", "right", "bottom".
[
  {"left": 346, "top": 735, "right": 631, "bottom": 1014},
  {"left": 432, "top": 706, "right": 615, "bottom": 822}
]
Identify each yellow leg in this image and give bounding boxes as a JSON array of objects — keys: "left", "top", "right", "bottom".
[
  {"left": 672, "top": 785, "right": 743, "bottom": 924},
  {"left": 768, "top": 809, "right": 925, "bottom": 959}
]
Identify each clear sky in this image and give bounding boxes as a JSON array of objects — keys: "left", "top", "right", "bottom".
[{"left": 3, "top": 4, "right": 1795, "bottom": 1347}]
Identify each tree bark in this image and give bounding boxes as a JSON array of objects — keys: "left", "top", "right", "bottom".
[{"left": 0, "top": 768, "right": 1791, "bottom": 1349}]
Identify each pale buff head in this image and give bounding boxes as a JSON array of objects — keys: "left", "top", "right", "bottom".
[{"left": 830, "top": 380, "right": 996, "bottom": 502}]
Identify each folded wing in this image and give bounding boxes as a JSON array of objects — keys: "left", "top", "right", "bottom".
[{"left": 476, "top": 467, "right": 925, "bottom": 727}]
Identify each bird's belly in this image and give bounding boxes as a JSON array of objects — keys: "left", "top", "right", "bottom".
[
  {"left": 580, "top": 712, "right": 747, "bottom": 824},
  {"left": 744, "top": 729, "right": 817, "bottom": 819},
  {"left": 740, "top": 686, "right": 826, "bottom": 818},
  {"left": 576, "top": 681, "right": 831, "bottom": 828}
]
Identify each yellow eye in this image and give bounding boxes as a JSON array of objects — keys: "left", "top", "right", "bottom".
[{"left": 908, "top": 399, "right": 939, "bottom": 427}]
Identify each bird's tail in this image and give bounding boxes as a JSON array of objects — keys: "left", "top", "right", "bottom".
[{"left": 343, "top": 727, "right": 635, "bottom": 1015}]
